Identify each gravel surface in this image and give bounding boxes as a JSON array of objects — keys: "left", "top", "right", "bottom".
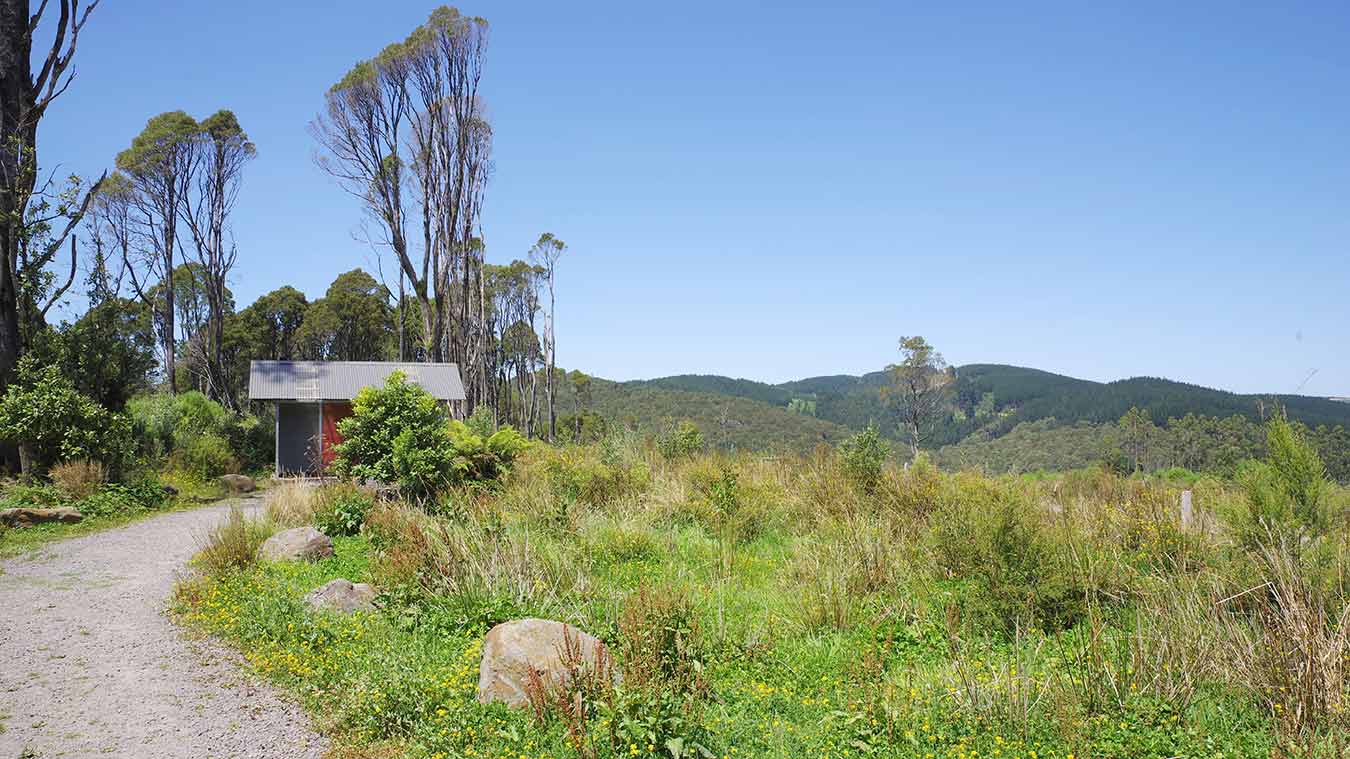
[{"left": 0, "top": 498, "right": 328, "bottom": 758}]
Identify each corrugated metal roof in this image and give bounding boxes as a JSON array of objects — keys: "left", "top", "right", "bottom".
[{"left": 248, "top": 361, "right": 466, "bottom": 401}]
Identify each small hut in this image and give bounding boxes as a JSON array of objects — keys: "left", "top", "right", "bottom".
[{"left": 248, "top": 361, "right": 467, "bottom": 476}]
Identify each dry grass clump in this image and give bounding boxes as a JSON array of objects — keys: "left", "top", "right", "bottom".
[
  {"left": 264, "top": 479, "right": 319, "bottom": 526},
  {"left": 1214, "top": 539, "right": 1350, "bottom": 746},
  {"left": 194, "top": 506, "right": 274, "bottom": 575},
  {"left": 49, "top": 459, "right": 106, "bottom": 500}
]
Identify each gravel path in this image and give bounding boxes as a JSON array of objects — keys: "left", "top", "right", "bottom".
[{"left": 0, "top": 498, "right": 328, "bottom": 758}]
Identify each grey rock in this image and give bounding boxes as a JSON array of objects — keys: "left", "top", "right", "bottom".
[
  {"left": 303, "top": 578, "right": 377, "bottom": 615},
  {"left": 220, "top": 474, "right": 256, "bottom": 493},
  {"left": 255, "top": 526, "right": 333, "bottom": 563},
  {"left": 478, "top": 618, "right": 614, "bottom": 707}
]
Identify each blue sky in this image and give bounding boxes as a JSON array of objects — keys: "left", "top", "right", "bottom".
[{"left": 39, "top": 1, "right": 1350, "bottom": 395}]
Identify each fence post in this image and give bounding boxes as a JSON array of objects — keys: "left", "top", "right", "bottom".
[{"left": 1180, "top": 489, "right": 1194, "bottom": 529}]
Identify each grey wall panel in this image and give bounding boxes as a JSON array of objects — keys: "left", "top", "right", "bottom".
[{"left": 277, "top": 402, "right": 321, "bottom": 475}]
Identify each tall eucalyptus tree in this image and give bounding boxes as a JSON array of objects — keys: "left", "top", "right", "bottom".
[{"left": 313, "top": 6, "right": 492, "bottom": 403}]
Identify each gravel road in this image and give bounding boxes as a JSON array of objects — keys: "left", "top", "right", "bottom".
[{"left": 0, "top": 498, "right": 328, "bottom": 758}]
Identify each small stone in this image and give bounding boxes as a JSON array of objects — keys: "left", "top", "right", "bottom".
[
  {"left": 255, "top": 526, "right": 333, "bottom": 563},
  {"left": 0, "top": 507, "right": 83, "bottom": 528},
  {"left": 477, "top": 618, "right": 614, "bottom": 707},
  {"left": 303, "top": 578, "right": 377, "bottom": 615},
  {"left": 220, "top": 474, "right": 256, "bottom": 493}
]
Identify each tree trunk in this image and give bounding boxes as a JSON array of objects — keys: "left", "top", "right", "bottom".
[{"left": 0, "top": 0, "right": 31, "bottom": 386}]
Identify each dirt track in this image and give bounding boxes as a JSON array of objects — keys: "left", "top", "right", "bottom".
[{"left": 0, "top": 499, "right": 327, "bottom": 758}]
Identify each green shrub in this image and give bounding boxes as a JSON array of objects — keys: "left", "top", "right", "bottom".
[
  {"left": 464, "top": 404, "right": 496, "bottom": 438},
  {"left": 313, "top": 484, "right": 374, "bottom": 537},
  {"left": 225, "top": 413, "right": 274, "bottom": 471},
  {"left": 173, "top": 433, "right": 240, "bottom": 479},
  {"left": 127, "top": 393, "right": 176, "bottom": 458},
  {"left": 657, "top": 419, "right": 704, "bottom": 460},
  {"left": 599, "top": 427, "right": 645, "bottom": 469},
  {"left": 932, "top": 481, "right": 1084, "bottom": 633},
  {"left": 1234, "top": 416, "right": 1332, "bottom": 547},
  {"left": 445, "top": 421, "right": 530, "bottom": 482},
  {"left": 129, "top": 391, "right": 253, "bottom": 471},
  {"left": 76, "top": 479, "right": 167, "bottom": 518},
  {"left": 335, "top": 372, "right": 450, "bottom": 495},
  {"left": 0, "top": 481, "right": 64, "bottom": 509},
  {"left": 171, "top": 391, "right": 229, "bottom": 442},
  {"left": 837, "top": 423, "right": 890, "bottom": 492},
  {"left": 0, "top": 356, "right": 134, "bottom": 475},
  {"left": 335, "top": 373, "right": 529, "bottom": 498}
]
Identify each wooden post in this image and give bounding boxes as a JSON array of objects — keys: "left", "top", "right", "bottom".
[{"left": 1180, "top": 489, "right": 1194, "bottom": 529}]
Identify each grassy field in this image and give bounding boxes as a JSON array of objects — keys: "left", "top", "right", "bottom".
[{"left": 175, "top": 428, "right": 1350, "bottom": 759}]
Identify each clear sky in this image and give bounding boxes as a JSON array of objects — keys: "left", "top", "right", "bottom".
[{"left": 38, "top": 0, "right": 1350, "bottom": 396}]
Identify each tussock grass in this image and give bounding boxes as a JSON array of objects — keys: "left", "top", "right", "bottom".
[
  {"left": 193, "top": 506, "right": 274, "bottom": 576},
  {"left": 264, "top": 479, "right": 319, "bottom": 526},
  {"left": 49, "top": 459, "right": 106, "bottom": 500}
]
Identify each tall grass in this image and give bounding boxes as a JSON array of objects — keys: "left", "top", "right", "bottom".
[
  {"left": 194, "top": 506, "right": 274, "bottom": 575},
  {"left": 178, "top": 420, "right": 1350, "bottom": 756}
]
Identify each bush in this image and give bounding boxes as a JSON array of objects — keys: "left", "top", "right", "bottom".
[
  {"left": 0, "top": 481, "right": 64, "bottom": 510},
  {"left": 225, "top": 413, "right": 274, "bottom": 471},
  {"left": 464, "top": 404, "right": 496, "bottom": 438},
  {"left": 313, "top": 484, "right": 374, "bottom": 537},
  {"left": 127, "top": 393, "right": 176, "bottom": 459},
  {"left": 129, "top": 391, "right": 259, "bottom": 472},
  {"left": 445, "top": 421, "right": 530, "bottom": 482},
  {"left": 50, "top": 459, "right": 107, "bottom": 500},
  {"left": 171, "top": 391, "right": 229, "bottom": 442},
  {"left": 932, "top": 480, "right": 1084, "bottom": 633},
  {"left": 837, "top": 423, "right": 890, "bottom": 492},
  {"left": 75, "top": 479, "right": 168, "bottom": 519},
  {"left": 0, "top": 357, "right": 134, "bottom": 475},
  {"left": 657, "top": 419, "right": 704, "bottom": 460},
  {"left": 1234, "top": 416, "right": 1332, "bottom": 547},
  {"left": 172, "top": 433, "right": 239, "bottom": 479},
  {"left": 335, "top": 371, "right": 451, "bottom": 495}
]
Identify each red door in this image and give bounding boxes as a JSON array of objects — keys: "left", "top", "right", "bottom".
[{"left": 321, "top": 402, "right": 353, "bottom": 471}]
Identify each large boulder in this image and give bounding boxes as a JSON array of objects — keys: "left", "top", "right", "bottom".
[
  {"left": 303, "top": 578, "right": 377, "bottom": 615},
  {"left": 478, "top": 618, "right": 614, "bottom": 707},
  {"left": 0, "top": 507, "right": 83, "bottom": 528},
  {"left": 255, "top": 526, "right": 333, "bottom": 562},
  {"left": 220, "top": 474, "right": 256, "bottom": 494}
]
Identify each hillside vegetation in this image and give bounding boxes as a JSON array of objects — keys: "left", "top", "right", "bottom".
[
  {"left": 633, "top": 365, "right": 1350, "bottom": 446},
  {"left": 178, "top": 414, "right": 1350, "bottom": 758},
  {"left": 577, "top": 365, "right": 1350, "bottom": 481},
  {"left": 558, "top": 377, "right": 854, "bottom": 452}
]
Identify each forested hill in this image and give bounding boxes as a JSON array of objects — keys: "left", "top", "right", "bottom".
[
  {"left": 610, "top": 364, "right": 1350, "bottom": 449},
  {"left": 570, "top": 377, "right": 854, "bottom": 452}
]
